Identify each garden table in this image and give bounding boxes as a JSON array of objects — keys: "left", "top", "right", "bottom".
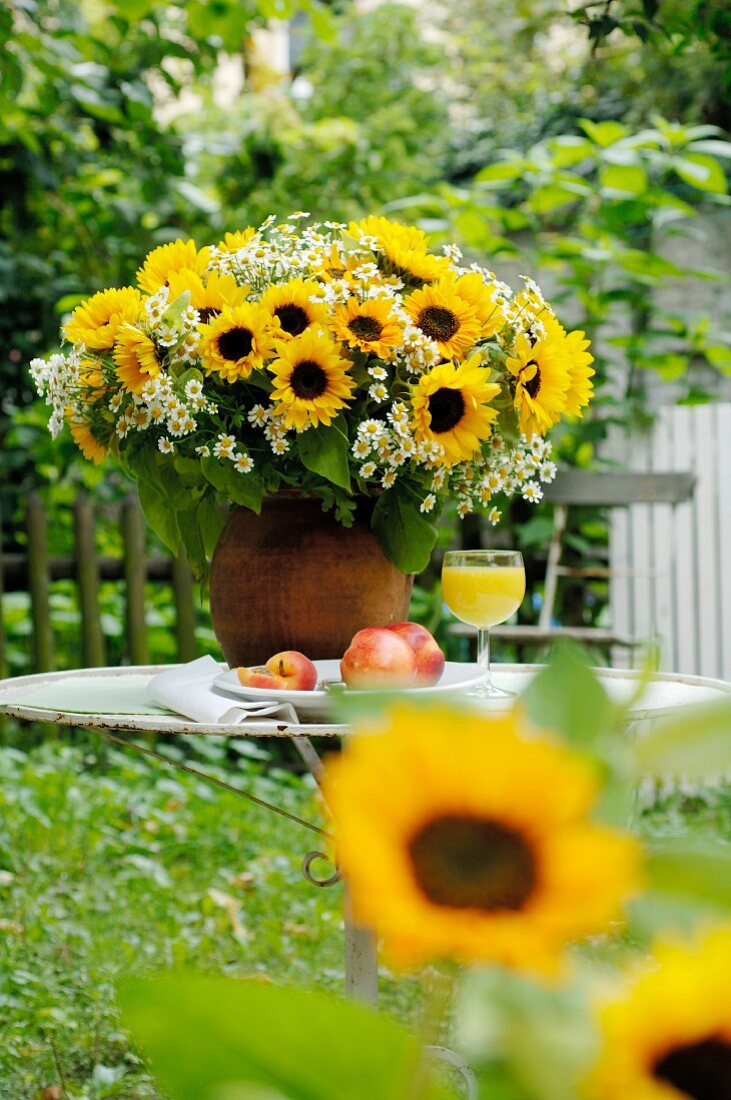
[{"left": 2, "top": 662, "right": 730, "bottom": 1006}]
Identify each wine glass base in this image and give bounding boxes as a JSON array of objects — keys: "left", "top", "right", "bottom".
[{"left": 469, "top": 683, "right": 516, "bottom": 699}]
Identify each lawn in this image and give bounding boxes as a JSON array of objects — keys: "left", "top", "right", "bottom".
[{"left": 1, "top": 735, "right": 729, "bottom": 1099}]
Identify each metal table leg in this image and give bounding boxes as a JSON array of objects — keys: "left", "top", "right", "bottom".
[{"left": 294, "top": 736, "right": 379, "bottom": 1004}]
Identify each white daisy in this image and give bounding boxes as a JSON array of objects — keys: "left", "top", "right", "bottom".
[
  {"left": 158, "top": 437, "right": 174, "bottom": 454},
  {"left": 420, "top": 493, "right": 437, "bottom": 514},
  {"left": 233, "top": 453, "right": 254, "bottom": 473}
]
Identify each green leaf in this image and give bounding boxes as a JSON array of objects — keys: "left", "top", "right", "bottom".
[
  {"left": 200, "top": 456, "right": 264, "bottom": 512},
  {"left": 137, "top": 481, "right": 181, "bottom": 556},
  {"left": 519, "top": 643, "right": 619, "bottom": 749},
  {"left": 645, "top": 840, "right": 731, "bottom": 910},
  {"left": 474, "top": 160, "right": 524, "bottom": 184},
  {"left": 632, "top": 697, "right": 731, "bottom": 779},
  {"left": 120, "top": 976, "right": 449, "bottom": 1100},
  {"left": 578, "top": 119, "right": 628, "bottom": 148},
  {"left": 296, "top": 416, "right": 351, "bottom": 491},
  {"left": 196, "top": 494, "right": 227, "bottom": 558},
  {"left": 673, "top": 154, "right": 728, "bottom": 194},
  {"left": 370, "top": 487, "right": 437, "bottom": 574},
  {"left": 599, "top": 163, "right": 648, "bottom": 195},
  {"left": 528, "top": 185, "right": 581, "bottom": 214},
  {"left": 160, "top": 290, "right": 191, "bottom": 329}
]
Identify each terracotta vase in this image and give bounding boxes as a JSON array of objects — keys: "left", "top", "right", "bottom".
[{"left": 209, "top": 495, "right": 414, "bottom": 667}]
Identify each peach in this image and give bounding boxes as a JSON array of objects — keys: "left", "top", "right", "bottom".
[
  {"left": 387, "top": 621, "right": 445, "bottom": 686},
  {"left": 236, "top": 666, "right": 284, "bottom": 689},
  {"left": 236, "top": 650, "right": 318, "bottom": 691},
  {"left": 266, "top": 650, "right": 318, "bottom": 691},
  {"left": 340, "top": 627, "right": 417, "bottom": 690}
]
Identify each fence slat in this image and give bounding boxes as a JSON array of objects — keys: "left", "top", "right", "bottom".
[
  {"left": 73, "top": 494, "right": 106, "bottom": 668},
  {"left": 26, "top": 492, "right": 54, "bottom": 672},
  {"left": 0, "top": 503, "right": 7, "bottom": 681},
  {"left": 122, "top": 494, "right": 149, "bottom": 665},
  {"left": 172, "top": 553, "right": 198, "bottom": 662}
]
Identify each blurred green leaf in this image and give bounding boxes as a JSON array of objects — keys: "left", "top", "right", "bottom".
[
  {"left": 645, "top": 840, "right": 731, "bottom": 909},
  {"left": 633, "top": 697, "right": 731, "bottom": 779},
  {"left": 519, "top": 644, "right": 618, "bottom": 748},
  {"left": 371, "top": 486, "right": 437, "bottom": 574},
  {"left": 121, "top": 975, "right": 450, "bottom": 1100},
  {"left": 672, "top": 153, "right": 728, "bottom": 193}
]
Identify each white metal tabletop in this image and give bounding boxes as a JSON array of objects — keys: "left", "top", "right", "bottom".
[{"left": 0, "top": 662, "right": 729, "bottom": 737}]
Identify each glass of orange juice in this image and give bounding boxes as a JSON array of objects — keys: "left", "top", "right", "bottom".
[{"left": 442, "top": 549, "right": 525, "bottom": 698}]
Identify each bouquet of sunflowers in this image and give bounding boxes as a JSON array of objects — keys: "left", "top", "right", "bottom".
[{"left": 31, "top": 213, "right": 594, "bottom": 575}]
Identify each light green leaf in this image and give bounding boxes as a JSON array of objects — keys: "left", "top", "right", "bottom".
[
  {"left": 599, "top": 163, "right": 648, "bottom": 195},
  {"left": 578, "top": 119, "right": 629, "bottom": 147},
  {"left": 673, "top": 154, "right": 728, "bottom": 194},
  {"left": 120, "top": 976, "right": 450, "bottom": 1100},
  {"left": 161, "top": 290, "right": 191, "bottom": 329},
  {"left": 519, "top": 643, "right": 619, "bottom": 748},
  {"left": 197, "top": 494, "right": 227, "bottom": 558},
  {"left": 632, "top": 697, "right": 731, "bottom": 779},
  {"left": 528, "top": 185, "right": 581, "bottom": 214},
  {"left": 371, "top": 488, "right": 437, "bottom": 574},
  {"left": 474, "top": 160, "right": 524, "bottom": 184},
  {"left": 645, "top": 840, "right": 731, "bottom": 910},
  {"left": 296, "top": 416, "right": 351, "bottom": 491}
]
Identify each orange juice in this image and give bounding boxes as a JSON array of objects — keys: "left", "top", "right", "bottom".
[{"left": 442, "top": 565, "right": 526, "bottom": 628}]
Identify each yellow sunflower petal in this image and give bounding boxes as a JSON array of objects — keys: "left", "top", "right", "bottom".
[
  {"left": 136, "top": 239, "right": 211, "bottom": 295},
  {"left": 323, "top": 703, "right": 640, "bottom": 973},
  {"left": 64, "top": 287, "right": 142, "bottom": 350},
  {"left": 268, "top": 329, "right": 356, "bottom": 430},
  {"left": 411, "top": 356, "right": 500, "bottom": 465}
]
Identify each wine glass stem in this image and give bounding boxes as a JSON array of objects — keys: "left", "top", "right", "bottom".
[{"left": 477, "top": 627, "right": 492, "bottom": 692}]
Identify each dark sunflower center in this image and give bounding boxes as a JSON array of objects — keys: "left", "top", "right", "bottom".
[
  {"left": 275, "top": 303, "right": 310, "bottom": 337},
  {"left": 428, "top": 387, "right": 466, "bottom": 433},
  {"left": 198, "top": 307, "right": 219, "bottom": 325},
  {"left": 524, "top": 360, "right": 541, "bottom": 399},
  {"left": 653, "top": 1037, "right": 731, "bottom": 1100},
  {"left": 417, "top": 305, "right": 460, "bottom": 343},
  {"left": 348, "top": 314, "right": 384, "bottom": 342},
  {"left": 408, "top": 814, "right": 537, "bottom": 912},
  {"left": 290, "top": 360, "right": 328, "bottom": 399},
  {"left": 217, "top": 327, "right": 253, "bottom": 362}
]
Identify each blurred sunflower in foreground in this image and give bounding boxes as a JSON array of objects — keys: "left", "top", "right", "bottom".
[
  {"left": 323, "top": 703, "right": 641, "bottom": 974},
  {"left": 588, "top": 925, "right": 731, "bottom": 1100}
]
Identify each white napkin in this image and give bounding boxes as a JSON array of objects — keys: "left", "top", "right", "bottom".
[{"left": 147, "top": 656, "right": 300, "bottom": 726}]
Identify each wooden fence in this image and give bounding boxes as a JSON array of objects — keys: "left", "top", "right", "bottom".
[
  {"left": 0, "top": 492, "right": 198, "bottom": 676},
  {"left": 607, "top": 403, "right": 731, "bottom": 682}
]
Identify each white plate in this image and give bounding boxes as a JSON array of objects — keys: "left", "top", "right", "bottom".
[{"left": 213, "top": 660, "right": 487, "bottom": 719}]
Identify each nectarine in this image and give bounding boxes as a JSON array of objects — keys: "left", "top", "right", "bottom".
[
  {"left": 236, "top": 650, "right": 318, "bottom": 691},
  {"left": 340, "top": 627, "right": 417, "bottom": 689},
  {"left": 387, "top": 622, "right": 445, "bottom": 686}
]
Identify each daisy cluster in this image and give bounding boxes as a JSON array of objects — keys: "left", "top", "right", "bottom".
[{"left": 30, "top": 213, "right": 595, "bottom": 548}]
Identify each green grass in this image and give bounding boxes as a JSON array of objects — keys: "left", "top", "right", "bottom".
[
  {"left": 0, "top": 737, "right": 417, "bottom": 1099},
  {"left": 1, "top": 738, "right": 729, "bottom": 1099}
]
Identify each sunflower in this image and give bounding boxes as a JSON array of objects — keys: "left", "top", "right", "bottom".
[
  {"left": 332, "top": 297, "right": 403, "bottom": 359},
  {"left": 269, "top": 329, "right": 356, "bottom": 430},
  {"left": 348, "top": 215, "right": 451, "bottom": 284},
  {"left": 112, "top": 324, "right": 161, "bottom": 393},
  {"left": 453, "top": 272, "right": 506, "bottom": 338},
  {"left": 541, "top": 314, "right": 595, "bottom": 418},
  {"left": 167, "top": 270, "right": 250, "bottom": 325},
  {"left": 216, "top": 227, "right": 257, "bottom": 253},
  {"left": 66, "top": 411, "right": 107, "bottom": 464},
  {"left": 404, "top": 281, "right": 482, "bottom": 361},
  {"left": 506, "top": 330, "right": 571, "bottom": 437},
  {"left": 78, "top": 359, "right": 107, "bottom": 399},
  {"left": 411, "top": 356, "right": 500, "bottom": 465},
  {"left": 198, "top": 303, "right": 277, "bottom": 383},
  {"left": 323, "top": 703, "right": 640, "bottom": 973},
  {"left": 259, "top": 279, "right": 330, "bottom": 340},
  {"left": 587, "top": 926, "right": 731, "bottom": 1100},
  {"left": 136, "top": 239, "right": 211, "bottom": 294},
  {"left": 64, "top": 287, "right": 142, "bottom": 350}
]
